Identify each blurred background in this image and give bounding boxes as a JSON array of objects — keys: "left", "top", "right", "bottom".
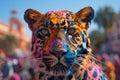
[{"left": 0, "top": 0, "right": 120, "bottom": 80}]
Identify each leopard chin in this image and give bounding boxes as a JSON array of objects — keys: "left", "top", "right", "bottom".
[{"left": 50, "top": 63, "right": 68, "bottom": 75}]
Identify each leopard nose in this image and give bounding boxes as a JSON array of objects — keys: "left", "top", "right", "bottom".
[
  {"left": 50, "top": 49, "right": 67, "bottom": 59},
  {"left": 50, "top": 39, "right": 68, "bottom": 58},
  {"left": 50, "top": 40, "right": 66, "bottom": 50}
]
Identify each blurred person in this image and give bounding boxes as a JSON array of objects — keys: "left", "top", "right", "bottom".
[
  {"left": 114, "top": 54, "right": 120, "bottom": 80},
  {"left": 12, "top": 59, "right": 22, "bottom": 73},
  {"left": 19, "top": 68, "right": 31, "bottom": 80},
  {"left": 1, "top": 61, "right": 10, "bottom": 80},
  {"left": 9, "top": 72, "right": 21, "bottom": 80},
  {"left": 17, "top": 56, "right": 32, "bottom": 80},
  {"left": 7, "top": 60, "right": 14, "bottom": 78},
  {"left": 0, "top": 60, "right": 4, "bottom": 80},
  {"left": 8, "top": 59, "right": 22, "bottom": 80},
  {"left": 28, "top": 67, "right": 35, "bottom": 80},
  {"left": 19, "top": 57, "right": 31, "bottom": 80},
  {"left": 102, "top": 54, "right": 116, "bottom": 80}
]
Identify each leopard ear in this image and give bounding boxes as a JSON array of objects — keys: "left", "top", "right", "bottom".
[
  {"left": 24, "top": 9, "right": 44, "bottom": 31},
  {"left": 75, "top": 7, "right": 94, "bottom": 23}
]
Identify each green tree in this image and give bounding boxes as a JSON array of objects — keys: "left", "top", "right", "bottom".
[
  {"left": 0, "top": 35, "right": 17, "bottom": 54},
  {"left": 94, "top": 6, "right": 116, "bottom": 35}
]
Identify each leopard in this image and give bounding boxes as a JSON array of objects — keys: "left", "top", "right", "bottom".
[{"left": 24, "top": 6, "right": 108, "bottom": 80}]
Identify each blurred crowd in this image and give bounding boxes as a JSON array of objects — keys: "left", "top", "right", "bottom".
[
  {"left": 95, "top": 53, "right": 120, "bottom": 80},
  {"left": 0, "top": 49, "right": 39, "bottom": 80},
  {"left": 0, "top": 49, "right": 120, "bottom": 80}
]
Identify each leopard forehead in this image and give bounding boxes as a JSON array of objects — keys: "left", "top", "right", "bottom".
[
  {"left": 44, "top": 10, "right": 74, "bottom": 23},
  {"left": 45, "top": 10, "right": 74, "bottom": 19}
]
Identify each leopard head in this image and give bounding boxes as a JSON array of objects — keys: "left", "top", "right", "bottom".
[{"left": 24, "top": 7, "right": 94, "bottom": 74}]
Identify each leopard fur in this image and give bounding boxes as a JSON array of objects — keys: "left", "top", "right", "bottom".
[{"left": 24, "top": 7, "right": 108, "bottom": 80}]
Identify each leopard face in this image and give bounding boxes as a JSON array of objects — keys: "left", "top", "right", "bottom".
[{"left": 24, "top": 7, "right": 94, "bottom": 78}]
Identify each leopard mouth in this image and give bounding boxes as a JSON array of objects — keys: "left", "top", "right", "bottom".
[
  {"left": 42, "top": 54, "right": 68, "bottom": 75},
  {"left": 50, "top": 63, "right": 68, "bottom": 75},
  {"left": 42, "top": 52, "right": 67, "bottom": 67}
]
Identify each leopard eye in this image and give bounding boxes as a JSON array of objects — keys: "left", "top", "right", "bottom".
[
  {"left": 67, "top": 28, "right": 76, "bottom": 35},
  {"left": 60, "top": 20, "right": 65, "bottom": 26},
  {"left": 36, "top": 28, "right": 50, "bottom": 37}
]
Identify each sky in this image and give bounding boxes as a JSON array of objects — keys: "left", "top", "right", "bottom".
[{"left": 0, "top": 0, "right": 120, "bottom": 36}]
